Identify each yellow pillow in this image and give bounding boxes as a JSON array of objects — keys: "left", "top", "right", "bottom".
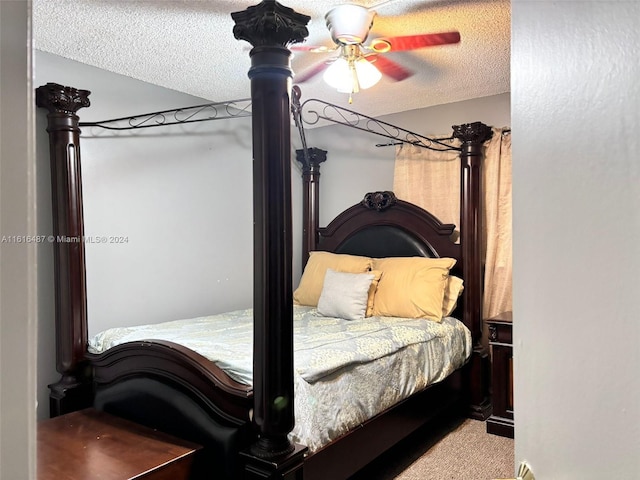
[
  {"left": 371, "top": 257, "right": 457, "bottom": 321},
  {"left": 365, "top": 270, "right": 383, "bottom": 317},
  {"left": 293, "top": 251, "right": 373, "bottom": 307},
  {"left": 442, "top": 275, "right": 464, "bottom": 317}
]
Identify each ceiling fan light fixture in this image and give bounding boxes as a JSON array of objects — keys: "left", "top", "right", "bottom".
[
  {"left": 325, "top": 4, "right": 376, "bottom": 44},
  {"left": 354, "top": 58, "right": 382, "bottom": 89},
  {"left": 323, "top": 56, "right": 381, "bottom": 94},
  {"left": 323, "top": 57, "right": 354, "bottom": 92}
]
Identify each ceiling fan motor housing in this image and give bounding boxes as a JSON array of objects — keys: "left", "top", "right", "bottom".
[{"left": 325, "top": 4, "right": 376, "bottom": 45}]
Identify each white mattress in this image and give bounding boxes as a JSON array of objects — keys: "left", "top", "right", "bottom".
[{"left": 88, "top": 306, "right": 471, "bottom": 452}]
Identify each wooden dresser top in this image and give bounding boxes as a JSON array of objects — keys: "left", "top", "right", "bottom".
[{"left": 38, "top": 408, "right": 201, "bottom": 480}]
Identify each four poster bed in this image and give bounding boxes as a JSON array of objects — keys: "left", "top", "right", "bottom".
[{"left": 36, "top": 2, "right": 492, "bottom": 479}]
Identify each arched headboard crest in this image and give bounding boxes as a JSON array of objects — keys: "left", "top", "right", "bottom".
[{"left": 317, "top": 191, "right": 460, "bottom": 267}]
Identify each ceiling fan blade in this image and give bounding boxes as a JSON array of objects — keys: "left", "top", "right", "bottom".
[
  {"left": 367, "top": 55, "right": 413, "bottom": 82},
  {"left": 370, "top": 31, "right": 461, "bottom": 52},
  {"left": 290, "top": 45, "right": 334, "bottom": 53},
  {"left": 294, "top": 61, "right": 330, "bottom": 83}
]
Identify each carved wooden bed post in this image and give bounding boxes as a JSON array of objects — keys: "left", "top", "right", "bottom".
[
  {"left": 232, "top": 1, "right": 310, "bottom": 478},
  {"left": 453, "top": 121, "right": 493, "bottom": 419},
  {"left": 296, "top": 147, "right": 327, "bottom": 266},
  {"left": 35, "top": 82, "right": 92, "bottom": 417}
]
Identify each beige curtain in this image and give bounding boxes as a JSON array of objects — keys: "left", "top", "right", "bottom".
[{"left": 393, "top": 129, "right": 512, "bottom": 319}]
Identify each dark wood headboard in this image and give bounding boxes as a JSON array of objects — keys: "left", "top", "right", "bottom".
[{"left": 317, "top": 191, "right": 459, "bottom": 261}]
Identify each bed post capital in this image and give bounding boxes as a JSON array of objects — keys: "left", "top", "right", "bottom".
[
  {"left": 452, "top": 121, "right": 493, "bottom": 146},
  {"left": 35, "top": 82, "right": 90, "bottom": 115},
  {"left": 231, "top": 0, "right": 310, "bottom": 49},
  {"left": 295, "top": 147, "right": 327, "bottom": 172}
]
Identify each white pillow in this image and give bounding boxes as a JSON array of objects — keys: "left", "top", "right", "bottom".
[{"left": 317, "top": 269, "right": 375, "bottom": 320}]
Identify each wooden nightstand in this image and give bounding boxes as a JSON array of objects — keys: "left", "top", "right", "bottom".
[
  {"left": 486, "top": 311, "right": 514, "bottom": 438},
  {"left": 38, "top": 408, "right": 202, "bottom": 480}
]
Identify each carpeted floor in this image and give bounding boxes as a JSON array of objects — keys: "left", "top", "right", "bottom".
[{"left": 349, "top": 417, "right": 514, "bottom": 480}]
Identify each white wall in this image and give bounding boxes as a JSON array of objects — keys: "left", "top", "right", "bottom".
[
  {"left": 0, "top": 1, "right": 37, "bottom": 479},
  {"left": 512, "top": 2, "right": 640, "bottom": 478}
]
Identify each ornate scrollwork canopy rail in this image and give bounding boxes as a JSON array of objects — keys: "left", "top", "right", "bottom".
[
  {"left": 291, "top": 85, "right": 462, "bottom": 157},
  {"left": 79, "top": 98, "right": 252, "bottom": 131}
]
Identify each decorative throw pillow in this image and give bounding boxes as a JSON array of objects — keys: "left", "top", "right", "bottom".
[
  {"left": 293, "top": 251, "right": 373, "bottom": 307},
  {"left": 317, "top": 269, "right": 375, "bottom": 320},
  {"left": 371, "top": 256, "right": 457, "bottom": 321},
  {"left": 442, "top": 275, "right": 464, "bottom": 317}
]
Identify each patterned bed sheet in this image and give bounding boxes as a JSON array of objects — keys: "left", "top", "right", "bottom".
[{"left": 88, "top": 306, "right": 471, "bottom": 452}]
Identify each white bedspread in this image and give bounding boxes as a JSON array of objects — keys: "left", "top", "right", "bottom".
[{"left": 88, "top": 306, "right": 471, "bottom": 452}]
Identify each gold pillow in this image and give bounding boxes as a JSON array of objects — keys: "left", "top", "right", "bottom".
[
  {"left": 442, "top": 275, "right": 464, "bottom": 317},
  {"left": 293, "top": 251, "right": 373, "bottom": 307},
  {"left": 371, "top": 257, "right": 457, "bottom": 321},
  {"left": 365, "top": 270, "right": 383, "bottom": 317}
]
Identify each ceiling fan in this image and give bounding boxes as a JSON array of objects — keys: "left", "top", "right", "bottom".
[{"left": 292, "top": 3, "right": 461, "bottom": 102}]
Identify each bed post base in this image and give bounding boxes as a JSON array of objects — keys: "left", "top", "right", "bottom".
[
  {"left": 49, "top": 374, "right": 93, "bottom": 418},
  {"left": 241, "top": 443, "right": 307, "bottom": 480},
  {"left": 465, "top": 345, "right": 492, "bottom": 420}
]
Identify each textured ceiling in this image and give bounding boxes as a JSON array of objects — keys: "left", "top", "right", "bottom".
[{"left": 33, "top": 0, "right": 510, "bottom": 118}]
